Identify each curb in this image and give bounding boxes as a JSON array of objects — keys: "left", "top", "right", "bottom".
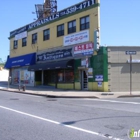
[
  {"left": 118, "top": 95, "right": 140, "bottom": 98},
  {"left": 0, "top": 89, "right": 47, "bottom": 97},
  {"left": 0, "top": 89, "right": 98, "bottom": 99},
  {"left": 46, "top": 95, "right": 98, "bottom": 98}
]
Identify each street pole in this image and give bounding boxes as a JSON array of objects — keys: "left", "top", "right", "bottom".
[
  {"left": 7, "top": 77, "right": 9, "bottom": 89},
  {"left": 130, "top": 55, "right": 132, "bottom": 95}
]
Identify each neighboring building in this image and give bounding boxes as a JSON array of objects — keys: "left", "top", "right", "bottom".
[
  {"left": 0, "top": 69, "right": 9, "bottom": 81},
  {"left": 107, "top": 46, "right": 140, "bottom": 92},
  {"left": 5, "top": 0, "right": 110, "bottom": 91}
]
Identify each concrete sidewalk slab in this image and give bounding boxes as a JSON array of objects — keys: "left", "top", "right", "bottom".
[{"left": 0, "top": 84, "right": 140, "bottom": 99}]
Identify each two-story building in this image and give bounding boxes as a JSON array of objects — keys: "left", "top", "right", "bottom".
[{"left": 5, "top": 0, "right": 110, "bottom": 92}]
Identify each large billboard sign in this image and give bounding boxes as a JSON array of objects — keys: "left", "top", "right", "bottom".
[
  {"left": 10, "top": 0, "right": 96, "bottom": 37},
  {"left": 64, "top": 30, "right": 89, "bottom": 46}
]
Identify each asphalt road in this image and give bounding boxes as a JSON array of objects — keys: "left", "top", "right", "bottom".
[{"left": 0, "top": 91, "right": 140, "bottom": 140}]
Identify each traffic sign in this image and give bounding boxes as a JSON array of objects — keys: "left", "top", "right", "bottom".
[{"left": 125, "top": 51, "right": 136, "bottom": 55}]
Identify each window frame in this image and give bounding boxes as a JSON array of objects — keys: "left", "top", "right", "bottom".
[
  {"left": 13, "top": 40, "right": 18, "bottom": 49},
  {"left": 68, "top": 20, "right": 76, "bottom": 34},
  {"left": 43, "top": 29, "right": 50, "bottom": 41},
  {"left": 57, "top": 24, "right": 64, "bottom": 37},
  {"left": 80, "top": 16, "right": 90, "bottom": 31},
  {"left": 32, "top": 33, "right": 37, "bottom": 44},
  {"left": 22, "top": 37, "right": 27, "bottom": 47}
]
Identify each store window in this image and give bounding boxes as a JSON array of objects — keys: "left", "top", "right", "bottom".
[
  {"left": 68, "top": 20, "right": 76, "bottom": 34},
  {"left": 57, "top": 24, "right": 64, "bottom": 37},
  {"left": 32, "top": 33, "right": 37, "bottom": 44},
  {"left": 22, "top": 37, "right": 27, "bottom": 47},
  {"left": 43, "top": 29, "right": 50, "bottom": 41},
  {"left": 13, "top": 40, "right": 18, "bottom": 49},
  {"left": 80, "top": 16, "right": 90, "bottom": 31},
  {"left": 64, "top": 70, "right": 74, "bottom": 82},
  {"left": 11, "top": 67, "right": 34, "bottom": 86},
  {"left": 58, "top": 69, "right": 74, "bottom": 83},
  {"left": 58, "top": 70, "right": 64, "bottom": 82}
]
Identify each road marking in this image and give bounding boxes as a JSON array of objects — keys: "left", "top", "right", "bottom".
[
  {"left": 83, "top": 99, "right": 140, "bottom": 105},
  {"left": 0, "top": 105, "right": 124, "bottom": 140}
]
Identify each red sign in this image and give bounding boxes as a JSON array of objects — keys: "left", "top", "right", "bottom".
[{"left": 74, "top": 42, "right": 94, "bottom": 55}]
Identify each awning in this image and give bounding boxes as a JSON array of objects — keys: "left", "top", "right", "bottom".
[
  {"left": 28, "top": 59, "right": 74, "bottom": 71},
  {"left": 4, "top": 53, "right": 36, "bottom": 69}
]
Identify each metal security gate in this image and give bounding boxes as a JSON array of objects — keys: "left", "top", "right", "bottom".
[{"left": 80, "top": 70, "right": 88, "bottom": 90}]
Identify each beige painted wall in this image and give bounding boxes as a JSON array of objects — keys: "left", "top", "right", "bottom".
[{"left": 108, "top": 47, "right": 140, "bottom": 92}]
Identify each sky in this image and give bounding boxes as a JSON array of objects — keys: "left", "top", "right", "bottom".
[{"left": 0, "top": 0, "right": 140, "bottom": 61}]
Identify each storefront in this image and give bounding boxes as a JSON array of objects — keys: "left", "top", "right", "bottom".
[
  {"left": 28, "top": 47, "right": 74, "bottom": 88},
  {"left": 4, "top": 53, "right": 36, "bottom": 86},
  {"left": 28, "top": 42, "right": 95, "bottom": 90}
]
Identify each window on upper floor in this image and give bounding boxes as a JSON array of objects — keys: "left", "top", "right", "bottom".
[
  {"left": 80, "top": 16, "right": 90, "bottom": 31},
  {"left": 57, "top": 24, "right": 64, "bottom": 37},
  {"left": 68, "top": 20, "right": 76, "bottom": 34},
  {"left": 32, "top": 33, "right": 37, "bottom": 44},
  {"left": 43, "top": 29, "right": 50, "bottom": 41},
  {"left": 13, "top": 40, "right": 18, "bottom": 49},
  {"left": 22, "top": 37, "right": 27, "bottom": 47}
]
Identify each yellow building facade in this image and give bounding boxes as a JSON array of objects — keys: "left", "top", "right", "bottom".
[
  {"left": 9, "top": 0, "right": 100, "bottom": 57},
  {"left": 6, "top": 0, "right": 109, "bottom": 92}
]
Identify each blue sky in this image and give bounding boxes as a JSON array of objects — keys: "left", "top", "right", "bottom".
[{"left": 0, "top": 0, "right": 140, "bottom": 61}]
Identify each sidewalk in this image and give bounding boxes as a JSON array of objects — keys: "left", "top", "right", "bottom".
[{"left": 0, "top": 84, "right": 140, "bottom": 99}]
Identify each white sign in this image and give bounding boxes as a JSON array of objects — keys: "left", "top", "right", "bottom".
[
  {"left": 98, "top": 82, "right": 102, "bottom": 87},
  {"left": 88, "top": 68, "right": 93, "bottom": 78},
  {"left": 95, "top": 75, "right": 103, "bottom": 81},
  {"left": 63, "top": 30, "right": 89, "bottom": 46},
  {"left": 127, "top": 59, "right": 140, "bottom": 63},
  {"left": 81, "top": 59, "right": 86, "bottom": 66},
  {"left": 15, "top": 31, "right": 27, "bottom": 40}
]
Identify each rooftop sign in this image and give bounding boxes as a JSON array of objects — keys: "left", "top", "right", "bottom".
[{"left": 10, "top": 0, "right": 96, "bottom": 37}]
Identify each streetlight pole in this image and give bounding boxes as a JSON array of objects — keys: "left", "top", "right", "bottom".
[{"left": 130, "top": 55, "right": 132, "bottom": 95}]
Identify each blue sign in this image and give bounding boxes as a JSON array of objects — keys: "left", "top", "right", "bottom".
[
  {"left": 37, "top": 48, "right": 72, "bottom": 62},
  {"left": 125, "top": 51, "right": 136, "bottom": 55},
  {"left": 83, "top": 51, "right": 93, "bottom": 55},
  {"left": 98, "top": 82, "right": 102, "bottom": 87},
  {"left": 4, "top": 53, "right": 36, "bottom": 69},
  {"left": 95, "top": 75, "right": 103, "bottom": 81}
]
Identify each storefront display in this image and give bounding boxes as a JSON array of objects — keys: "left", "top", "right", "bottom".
[{"left": 12, "top": 67, "right": 34, "bottom": 86}]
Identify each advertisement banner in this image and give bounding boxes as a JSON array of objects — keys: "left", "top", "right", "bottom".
[
  {"left": 88, "top": 68, "right": 93, "bottom": 78},
  {"left": 15, "top": 31, "right": 27, "bottom": 40},
  {"left": 10, "top": 0, "right": 96, "bottom": 37},
  {"left": 95, "top": 75, "right": 103, "bottom": 81},
  {"left": 63, "top": 30, "right": 89, "bottom": 46},
  {"left": 37, "top": 48, "right": 72, "bottom": 62},
  {"left": 74, "top": 42, "right": 93, "bottom": 56},
  {"left": 98, "top": 82, "right": 102, "bottom": 87}
]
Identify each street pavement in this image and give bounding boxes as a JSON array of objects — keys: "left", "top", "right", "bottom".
[
  {"left": 0, "top": 81, "right": 140, "bottom": 99},
  {"left": 0, "top": 90, "right": 140, "bottom": 140}
]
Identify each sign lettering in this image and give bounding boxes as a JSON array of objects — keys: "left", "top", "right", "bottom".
[
  {"left": 10, "top": 0, "right": 96, "bottom": 37},
  {"left": 37, "top": 48, "right": 73, "bottom": 62}
]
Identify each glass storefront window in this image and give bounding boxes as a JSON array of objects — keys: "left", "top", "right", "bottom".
[
  {"left": 64, "top": 70, "right": 74, "bottom": 82},
  {"left": 11, "top": 67, "right": 34, "bottom": 86},
  {"left": 58, "top": 70, "right": 64, "bottom": 82}
]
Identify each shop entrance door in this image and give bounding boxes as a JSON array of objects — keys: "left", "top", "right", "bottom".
[{"left": 81, "top": 70, "right": 88, "bottom": 90}]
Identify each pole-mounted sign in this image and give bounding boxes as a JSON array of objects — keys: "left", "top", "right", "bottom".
[{"left": 125, "top": 51, "right": 136, "bottom": 95}]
